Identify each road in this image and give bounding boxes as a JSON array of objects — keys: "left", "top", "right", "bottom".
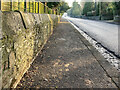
[{"left": 64, "top": 16, "right": 119, "bottom": 56}]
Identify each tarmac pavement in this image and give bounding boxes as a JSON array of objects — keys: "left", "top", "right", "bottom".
[{"left": 17, "top": 18, "right": 119, "bottom": 88}]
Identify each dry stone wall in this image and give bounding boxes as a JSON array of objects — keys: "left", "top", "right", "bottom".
[
  {"left": 0, "top": 11, "right": 2, "bottom": 90},
  {"left": 1, "top": 11, "right": 59, "bottom": 88}
]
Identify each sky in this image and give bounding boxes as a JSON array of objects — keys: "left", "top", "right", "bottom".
[
  {"left": 64, "top": 0, "right": 81, "bottom": 7},
  {"left": 64, "top": 0, "right": 120, "bottom": 6}
]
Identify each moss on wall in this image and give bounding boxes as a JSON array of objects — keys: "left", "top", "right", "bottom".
[{"left": 1, "top": 11, "right": 59, "bottom": 88}]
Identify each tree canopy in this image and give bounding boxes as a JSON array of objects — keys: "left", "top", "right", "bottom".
[
  {"left": 67, "top": 1, "right": 120, "bottom": 20},
  {"left": 42, "top": 1, "right": 70, "bottom": 14},
  {"left": 82, "top": 2, "right": 94, "bottom": 16},
  {"left": 113, "top": 2, "right": 120, "bottom": 15},
  {"left": 59, "top": 1, "right": 70, "bottom": 13},
  {"left": 47, "top": 2, "right": 61, "bottom": 9},
  {"left": 67, "top": 1, "right": 81, "bottom": 17}
]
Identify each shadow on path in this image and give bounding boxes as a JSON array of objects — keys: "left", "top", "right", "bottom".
[{"left": 17, "top": 18, "right": 118, "bottom": 88}]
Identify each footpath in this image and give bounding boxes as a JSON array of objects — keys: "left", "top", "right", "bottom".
[{"left": 17, "top": 18, "right": 119, "bottom": 88}]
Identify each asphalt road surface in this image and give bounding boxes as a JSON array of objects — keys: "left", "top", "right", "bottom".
[{"left": 64, "top": 16, "right": 119, "bottom": 56}]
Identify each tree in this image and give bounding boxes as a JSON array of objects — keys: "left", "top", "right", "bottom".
[
  {"left": 42, "top": 1, "right": 70, "bottom": 14},
  {"left": 98, "top": 2, "right": 115, "bottom": 20},
  {"left": 67, "top": 9, "right": 72, "bottom": 16},
  {"left": 68, "top": 1, "right": 81, "bottom": 17},
  {"left": 59, "top": 1, "right": 70, "bottom": 13},
  {"left": 95, "top": 3, "right": 99, "bottom": 16},
  {"left": 71, "top": 1, "right": 81, "bottom": 17},
  {"left": 47, "top": 2, "right": 61, "bottom": 9},
  {"left": 82, "top": 2, "right": 94, "bottom": 16},
  {"left": 42, "top": 1, "right": 61, "bottom": 9},
  {"left": 113, "top": 2, "right": 120, "bottom": 15}
]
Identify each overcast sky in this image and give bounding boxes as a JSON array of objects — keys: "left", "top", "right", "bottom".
[
  {"left": 64, "top": 0, "right": 81, "bottom": 7},
  {"left": 64, "top": 0, "right": 120, "bottom": 6}
]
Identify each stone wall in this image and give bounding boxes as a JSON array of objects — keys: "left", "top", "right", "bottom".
[
  {"left": 1, "top": 11, "right": 59, "bottom": 88},
  {"left": 0, "top": 11, "right": 2, "bottom": 90}
]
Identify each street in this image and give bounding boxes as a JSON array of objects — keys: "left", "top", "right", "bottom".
[{"left": 64, "top": 16, "right": 119, "bottom": 56}]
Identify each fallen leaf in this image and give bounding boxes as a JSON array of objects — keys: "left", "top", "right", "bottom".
[
  {"left": 59, "top": 69, "right": 62, "bottom": 71},
  {"left": 85, "top": 79, "right": 92, "bottom": 85},
  {"left": 65, "top": 64, "right": 69, "bottom": 67},
  {"left": 65, "top": 69, "right": 69, "bottom": 71}
]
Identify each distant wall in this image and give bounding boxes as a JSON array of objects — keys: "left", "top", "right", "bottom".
[
  {"left": 81, "top": 15, "right": 120, "bottom": 21},
  {"left": 81, "top": 16, "right": 100, "bottom": 20},
  {"left": 1, "top": 11, "right": 59, "bottom": 88}
]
